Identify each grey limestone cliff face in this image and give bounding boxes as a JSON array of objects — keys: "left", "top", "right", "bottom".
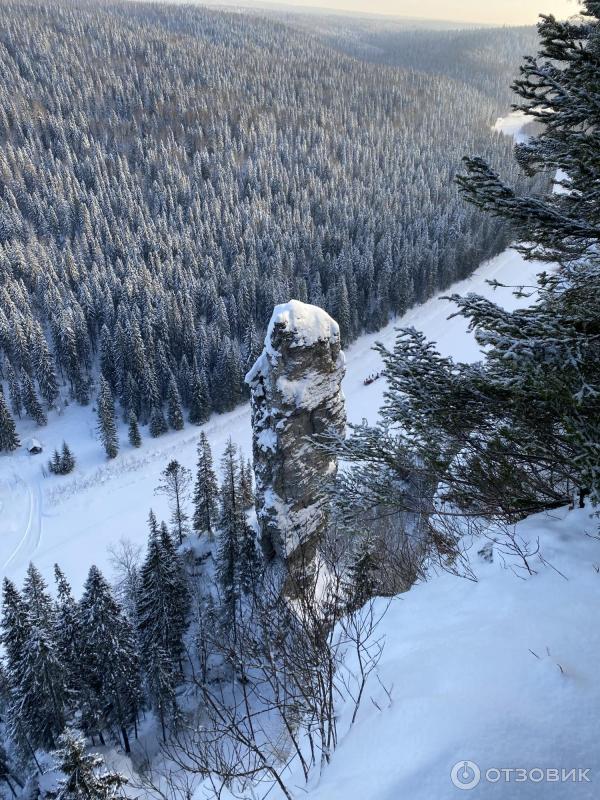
[{"left": 246, "top": 300, "right": 346, "bottom": 576}]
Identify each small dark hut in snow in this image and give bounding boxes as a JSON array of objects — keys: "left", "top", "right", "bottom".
[{"left": 26, "top": 438, "right": 43, "bottom": 455}]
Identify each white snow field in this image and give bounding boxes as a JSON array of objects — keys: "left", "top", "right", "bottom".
[{"left": 305, "top": 505, "right": 600, "bottom": 800}]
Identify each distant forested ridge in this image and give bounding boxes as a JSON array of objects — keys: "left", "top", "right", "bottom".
[
  {"left": 289, "top": 17, "right": 539, "bottom": 107},
  {"left": 0, "top": 0, "right": 538, "bottom": 428}
]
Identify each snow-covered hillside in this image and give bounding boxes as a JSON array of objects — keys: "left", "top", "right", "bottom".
[
  {"left": 306, "top": 505, "right": 600, "bottom": 800},
  {"left": 0, "top": 245, "right": 541, "bottom": 593}
]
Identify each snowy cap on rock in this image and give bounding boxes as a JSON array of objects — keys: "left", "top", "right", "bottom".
[
  {"left": 266, "top": 300, "right": 340, "bottom": 350},
  {"left": 245, "top": 300, "right": 341, "bottom": 385}
]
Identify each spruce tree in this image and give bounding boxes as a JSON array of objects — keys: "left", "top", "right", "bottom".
[
  {"left": 100, "top": 326, "right": 119, "bottom": 392},
  {"left": 20, "top": 368, "right": 47, "bottom": 426},
  {"left": 60, "top": 442, "right": 75, "bottom": 474},
  {"left": 22, "top": 562, "right": 56, "bottom": 631},
  {"left": 336, "top": 277, "right": 351, "bottom": 345},
  {"left": 345, "top": 537, "right": 379, "bottom": 611},
  {"left": 121, "top": 372, "right": 140, "bottom": 423},
  {"left": 167, "top": 375, "right": 184, "bottom": 431},
  {"left": 34, "top": 330, "right": 59, "bottom": 407},
  {"left": 216, "top": 439, "right": 253, "bottom": 618},
  {"left": 144, "top": 646, "right": 177, "bottom": 742},
  {"left": 137, "top": 513, "right": 189, "bottom": 735},
  {"left": 5, "top": 362, "right": 22, "bottom": 418},
  {"left": 47, "top": 728, "right": 128, "bottom": 800},
  {"left": 192, "top": 432, "right": 219, "bottom": 535},
  {"left": 7, "top": 565, "right": 67, "bottom": 752},
  {"left": 96, "top": 376, "right": 118, "bottom": 459},
  {"left": 48, "top": 449, "right": 61, "bottom": 475},
  {"left": 0, "top": 390, "right": 19, "bottom": 452},
  {"left": 238, "top": 516, "right": 259, "bottom": 597},
  {"left": 240, "top": 456, "right": 254, "bottom": 511},
  {"left": 128, "top": 411, "right": 141, "bottom": 448},
  {"left": 53, "top": 566, "right": 81, "bottom": 696},
  {"left": 78, "top": 566, "right": 141, "bottom": 754},
  {"left": 1, "top": 578, "right": 29, "bottom": 677},
  {"left": 343, "top": 3, "right": 600, "bottom": 529},
  {"left": 149, "top": 405, "right": 168, "bottom": 438},
  {"left": 9, "top": 620, "right": 67, "bottom": 751},
  {"left": 188, "top": 365, "right": 210, "bottom": 425}
]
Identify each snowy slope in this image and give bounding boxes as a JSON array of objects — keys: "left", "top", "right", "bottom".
[{"left": 306, "top": 506, "right": 600, "bottom": 800}]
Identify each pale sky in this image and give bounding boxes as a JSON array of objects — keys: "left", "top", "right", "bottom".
[{"left": 265, "top": 0, "right": 579, "bottom": 25}]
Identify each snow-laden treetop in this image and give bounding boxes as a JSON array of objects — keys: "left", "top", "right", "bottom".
[{"left": 267, "top": 300, "right": 340, "bottom": 350}]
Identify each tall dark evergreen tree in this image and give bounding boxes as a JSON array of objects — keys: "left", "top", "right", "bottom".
[
  {"left": 0, "top": 390, "right": 19, "bottom": 452},
  {"left": 96, "top": 376, "right": 118, "bottom": 459},
  {"left": 53, "top": 566, "right": 80, "bottom": 697},
  {"left": 48, "top": 449, "right": 62, "bottom": 476},
  {"left": 166, "top": 375, "right": 184, "bottom": 431},
  {"left": 239, "top": 457, "right": 254, "bottom": 511},
  {"left": 22, "top": 563, "right": 55, "bottom": 631},
  {"left": 8, "top": 620, "right": 67, "bottom": 752},
  {"left": 8, "top": 565, "right": 67, "bottom": 752},
  {"left": 216, "top": 439, "right": 257, "bottom": 618},
  {"left": 192, "top": 432, "right": 219, "bottom": 536},
  {"left": 60, "top": 442, "right": 75, "bottom": 474},
  {"left": 137, "top": 512, "right": 189, "bottom": 737},
  {"left": 78, "top": 566, "right": 141, "bottom": 754},
  {"left": 149, "top": 405, "right": 168, "bottom": 438},
  {"left": 340, "top": 1, "right": 600, "bottom": 543},
  {"left": 5, "top": 363, "right": 22, "bottom": 418},
  {"left": 188, "top": 365, "right": 210, "bottom": 425},
  {"left": 99, "top": 325, "right": 118, "bottom": 392},
  {"left": 1, "top": 579, "right": 29, "bottom": 680},
  {"left": 128, "top": 411, "right": 141, "bottom": 448},
  {"left": 33, "top": 327, "right": 59, "bottom": 407},
  {"left": 20, "top": 368, "right": 46, "bottom": 426},
  {"left": 451, "top": 0, "right": 600, "bottom": 508},
  {"left": 345, "top": 537, "right": 379, "bottom": 611}
]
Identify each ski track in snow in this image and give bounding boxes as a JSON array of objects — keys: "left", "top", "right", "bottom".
[
  {"left": 0, "top": 111, "right": 540, "bottom": 593},
  {"left": 0, "top": 470, "right": 42, "bottom": 572}
]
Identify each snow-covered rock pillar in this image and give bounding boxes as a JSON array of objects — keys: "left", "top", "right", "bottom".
[{"left": 246, "top": 300, "right": 346, "bottom": 579}]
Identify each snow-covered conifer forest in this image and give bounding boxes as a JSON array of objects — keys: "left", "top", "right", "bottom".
[
  {"left": 0, "top": 0, "right": 599, "bottom": 798},
  {"left": 0, "top": 0, "right": 540, "bottom": 426}
]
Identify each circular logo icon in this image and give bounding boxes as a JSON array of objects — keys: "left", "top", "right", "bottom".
[{"left": 451, "top": 760, "right": 481, "bottom": 791}]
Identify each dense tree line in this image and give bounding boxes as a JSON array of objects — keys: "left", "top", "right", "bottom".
[
  {"left": 0, "top": 0, "right": 539, "bottom": 445},
  {"left": 0, "top": 435, "right": 249, "bottom": 782}
]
